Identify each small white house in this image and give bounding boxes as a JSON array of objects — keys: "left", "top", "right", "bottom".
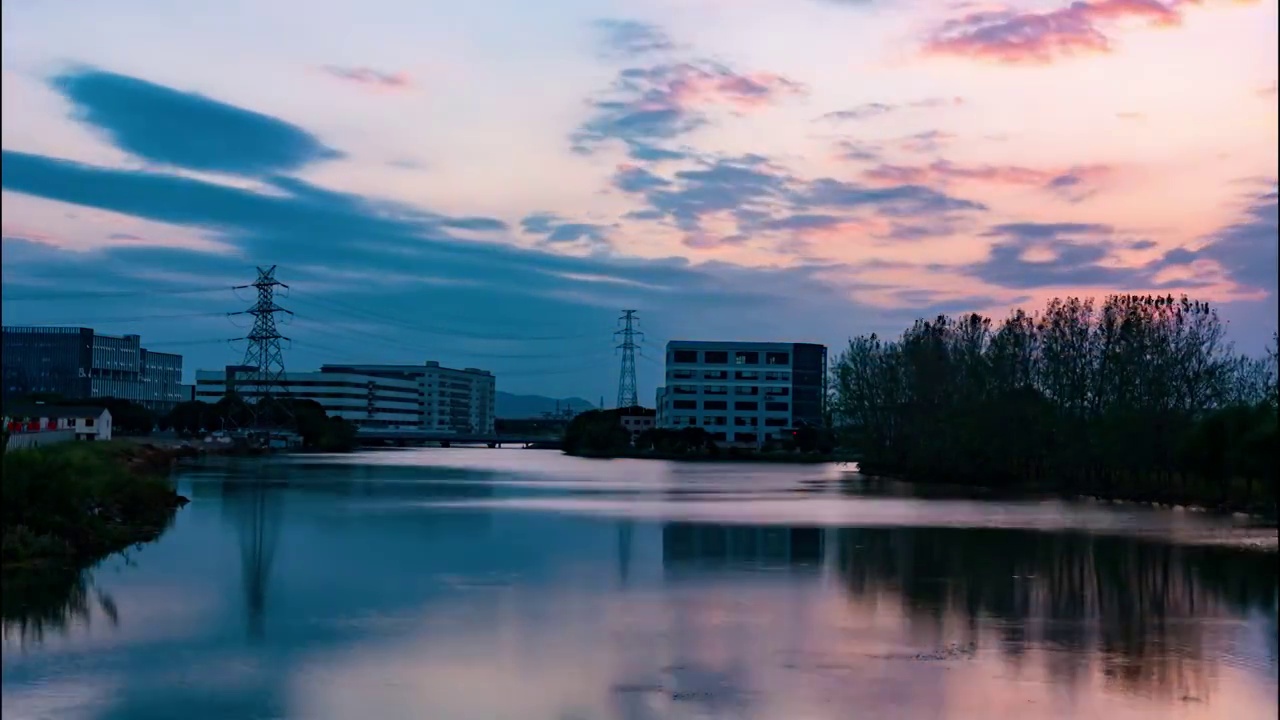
[{"left": 3, "top": 403, "right": 113, "bottom": 443}]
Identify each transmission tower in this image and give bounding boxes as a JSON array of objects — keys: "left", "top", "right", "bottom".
[
  {"left": 231, "top": 265, "right": 293, "bottom": 428},
  {"left": 615, "top": 310, "right": 642, "bottom": 409}
]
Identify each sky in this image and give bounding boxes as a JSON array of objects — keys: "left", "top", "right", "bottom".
[{"left": 1, "top": 0, "right": 1276, "bottom": 403}]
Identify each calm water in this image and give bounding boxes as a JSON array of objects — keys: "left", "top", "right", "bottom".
[{"left": 3, "top": 450, "right": 1277, "bottom": 720}]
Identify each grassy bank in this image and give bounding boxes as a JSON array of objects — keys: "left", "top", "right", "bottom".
[{"left": 2, "top": 441, "right": 190, "bottom": 569}]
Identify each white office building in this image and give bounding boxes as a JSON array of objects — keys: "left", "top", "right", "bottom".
[
  {"left": 194, "top": 360, "right": 495, "bottom": 433},
  {"left": 658, "top": 341, "right": 827, "bottom": 446}
]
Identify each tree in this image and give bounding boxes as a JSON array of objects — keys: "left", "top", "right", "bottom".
[
  {"left": 563, "top": 410, "right": 632, "bottom": 455},
  {"left": 829, "top": 294, "right": 1274, "bottom": 511}
]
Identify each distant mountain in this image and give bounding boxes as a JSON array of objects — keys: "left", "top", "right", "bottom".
[{"left": 495, "top": 392, "right": 597, "bottom": 419}]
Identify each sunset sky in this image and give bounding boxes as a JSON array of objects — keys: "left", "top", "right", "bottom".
[{"left": 1, "top": 0, "right": 1276, "bottom": 400}]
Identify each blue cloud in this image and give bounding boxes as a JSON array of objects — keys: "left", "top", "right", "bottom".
[
  {"left": 1174, "top": 186, "right": 1277, "bottom": 296},
  {"left": 593, "top": 19, "right": 677, "bottom": 58},
  {"left": 51, "top": 68, "right": 341, "bottom": 176},
  {"left": 610, "top": 152, "right": 987, "bottom": 250},
  {"left": 964, "top": 222, "right": 1214, "bottom": 291},
  {"left": 520, "top": 212, "right": 613, "bottom": 251},
  {"left": 571, "top": 62, "right": 805, "bottom": 155},
  {"left": 3, "top": 142, "right": 909, "bottom": 395}
]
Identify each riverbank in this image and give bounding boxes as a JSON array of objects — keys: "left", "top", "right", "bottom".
[
  {"left": 567, "top": 448, "right": 852, "bottom": 463},
  {"left": 855, "top": 460, "right": 1278, "bottom": 520},
  {"left": 1, "top": 441, "right": 195, "bottom": 570}
]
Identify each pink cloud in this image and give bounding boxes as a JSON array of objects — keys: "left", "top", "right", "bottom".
[
  {"left": 921, "top": 0, "right": 1242, "bottom": 64},
  {"left": 321, "top": 65, "right": 412, "bottom": 90},
  {"left": 862, "top": 160, "right": 1112, "bottom": 198},
  {"left": 629, "top": 63, "right": 806, "bottom": 111}
]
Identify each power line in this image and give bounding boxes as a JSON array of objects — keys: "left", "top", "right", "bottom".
[
  {"left": 5, "top": 312, "right": 233, "bottom": 326},
  {"left": 287, "top": 287, "right": 602, "bottom": 332},
  {"left": 0, "top": 285, "right": 239, "bottom": 302},
  {"left": 146, "top": 338, "right": 242, "bottom": 348},
  {"left": 288, "top": 314, "right": 616, "bottom": 362},
  {"left": 287, "top": 293, "right": 604, "bottom": 342},
  {"left": 284, "top": 339, "right": 615, "bottom": 379}
]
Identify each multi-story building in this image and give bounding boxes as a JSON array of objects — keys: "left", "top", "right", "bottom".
[
  {"left": 2, "top": 326, "right": 187, "bottom": 412},
  {"left": 659, "top": 341, "right": 827, "bottom": 446},
  {"left": 654, "top": 387, "right": 669, "bottom": 427},
  {"left": 194, "top": 360, "right": 496, "bottom": 433}
]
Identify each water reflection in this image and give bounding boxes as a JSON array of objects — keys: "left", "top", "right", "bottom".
[
  {"left": 663, "top": 523, "right": 825, "bottom": 572},
  {"left": 1, "top": 451, "right": 1275, "bottom": 720},
  {"left": 221, "top": 481, "right": 283, "bottom": 642},
  {"left": 831, "top": 527, "right": 1278, "bottom": 702},
  {"left": 1, "top": 566, "right": 119, "bottom": 648}
]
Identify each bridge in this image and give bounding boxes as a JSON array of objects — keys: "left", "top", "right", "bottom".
[{"left": 355, "top": 429, "right": 563, "bottom": 449}]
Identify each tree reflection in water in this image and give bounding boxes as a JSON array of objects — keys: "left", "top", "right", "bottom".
[
  {"left": 832, "top": 527, "right": 1278, "bottom": 701},
  {"left": 2, "top": 564, "right": 121, "bottom": 649}
]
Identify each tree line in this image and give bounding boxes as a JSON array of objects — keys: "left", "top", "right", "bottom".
[
  {"left": 10, "top": 393, "right": 357, "bottom": 452},
  {"left": 165, "top": 394, "right": 357, "bottom": 452},
  {"left": 830, "top": 294, "right": 1277, "bottom": 512}
]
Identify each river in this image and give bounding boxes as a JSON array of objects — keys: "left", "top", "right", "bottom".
[{"left": 2, "top": 449, "right": 1277, "bottom": 720}]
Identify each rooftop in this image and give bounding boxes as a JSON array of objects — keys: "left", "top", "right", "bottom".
[{"left": 2, "top": 402, "right": 110, "bottom": 420}]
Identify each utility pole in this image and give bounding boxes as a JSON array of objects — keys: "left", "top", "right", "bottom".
[
  {"left": 231, "top": 266, "right": 293, "bottom": 430},
  {"left": 614, "top": 310, "right": 642, "bottom": 409}
]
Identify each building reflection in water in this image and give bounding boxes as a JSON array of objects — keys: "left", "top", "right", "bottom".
[{"left": 662, "top": 523, "right": 825, "bottom": 573}]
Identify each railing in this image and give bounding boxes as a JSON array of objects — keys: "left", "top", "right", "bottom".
[{"left": 4, "top": 420, "right": 62, "bottom": 434}]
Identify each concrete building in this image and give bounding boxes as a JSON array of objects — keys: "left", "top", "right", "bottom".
[
  {"left": 194, "top": 361, "right": 496, "bottom": 433},
  {"left": 659, "top": 340, "right": 827, "bottom": 446},
  {"left": 616, "top": 405, "right": 656, "bottom": 440},
  {"left": 2, "top": 326, "right": 186, "bottom": 412},
  {"left": 3, "top": 402, "right": 113, "bottom": 446}
]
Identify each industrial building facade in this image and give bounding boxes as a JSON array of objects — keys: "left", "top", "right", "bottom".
[
  {"left": 194, "top": 361, "right": 496, "bottom": 433},
  {"left": 2, "top": 326, "right": 187, "bottom": 412},
  {"left": 655, "top": 340, "right": 826, "bottom": 446}
]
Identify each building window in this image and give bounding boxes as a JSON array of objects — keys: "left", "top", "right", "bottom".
[
  {"left": 672, "top": 385, "right": 698, "bottom": 395},
  {"left": 735, "top": 371, "right": 760, "bottom": 381},
  {"left": 765, "top": 417, "right": 788, "bottom": 427},
  {"left": 84, "top": 417, "right": 95, "bottom": 427},
  {"left": 670, "top": 369, "right": 696, "bottom": 379},
  {"left": 704, "top": 351, "right": 729, "bottom": 364},
  {"left": 673, "top": 400, "right": 697, "bottom": 410},
  {"left": 733, "top": 432, "right": 757, "bottom": 443},
  {"left": 765, "top": 352, "right": 790, "bottom": 365},
  {"left": 764, "top": 371, "right": 790, "bottom": 381},
  {"left": 765, "top": 387, "right": 790, "bottom": 397},
  {"left": 734, "top": 351, "right": 759, "bottom": 365},
  {"left": 765, "top": 402, "right": 789, "bottom": 412},
  {"left": 733, "top": 417, "right": 758, "bottom": 427},
  {"left": 702, "top": 370, "right": 728, "bottom": 380},
  {"left": 735, "top": 386, "right": 759, "bottom": 396},
  {"left": 701, "top": 416, "right": 727, "bottom": 426},
  {"left": 703, "top": 400, "right": 727, "bottom": 410},
  {"left": 672, "top": 350, "right": 699, "bottom": 364},
  {"left": 734, "top": 401, "right": 758, "bottom": 411}
]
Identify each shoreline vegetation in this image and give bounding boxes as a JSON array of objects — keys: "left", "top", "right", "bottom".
[
  {"left": 832, "top": 295, "right": 1277, "bottom": 518},
  {"left": 1, "top": 441, "right": 195, "bottom": 571}
]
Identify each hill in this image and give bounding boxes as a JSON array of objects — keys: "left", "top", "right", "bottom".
[{"left": 495, "top": 392, "right": 597, "bottom": 419}]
